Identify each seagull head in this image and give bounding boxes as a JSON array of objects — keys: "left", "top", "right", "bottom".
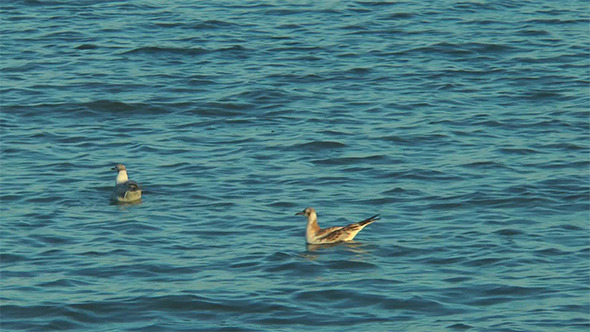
[
  {"left": 112, "top": 164, "right": 126, "bottom": 172},
  {"left": 295, "top": 207, "right": 315, "bottom": 217}
]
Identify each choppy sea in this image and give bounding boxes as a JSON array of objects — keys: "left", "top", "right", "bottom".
[{"left": 1, "top": 1, "right": 589, "bottom": 331}]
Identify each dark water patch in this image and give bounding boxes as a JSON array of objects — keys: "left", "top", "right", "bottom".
[
  {"left": 532, "top": 160, "right": 590, "bottom": 170},
  {"left": 293, "top": 289, "right": 383, "bottom": 307},
  {"left": 313, "top": 176, "right": 352, "bottom": 185},
  {"left": 263, "top": 261, "right": 320, "bottom": 275},
  {"left": 41, "top": 30, "right": 85, "bottom": 39},
  {"left": 463, "top": 284, "right": 553, "bottom": 306},
  {"left": 556, "top": 224, "right": 584, "bottom": 231},
  {"left": 464, "top": 257, "right": 504, "bottom": 267},
  {"left": 31, "top": 234, "right": 75, "bottom": 246},
  {"left": 356, "top": 196, "right": 399, "bottom": 205},
  {"left": 420, "top": 256, "right": 465, "bottom": 265},
  {"left": 0, "top": 253, "right": 28, "bottom": 264},
  {"left": 443, "top": 276, "right": 472, "bottom": 283},
  {"left": 265, "top": 251, "right": 295, "bottom": 263},
  {"left": 312, "top": 154, "right": 389, "bottom": 166},
  {"left": 390, "top": 169, "right": 461, "bottom": 182},
  {"left": 232, "top": 88, "right": 291, "bottom": 104},
  {"left": 344, "top": 67, "right": 372, "bottom": 75},
  {"left": 130, "top": 294, "right": 293, "bottom": 314},
  {"left": 375, "top": 245, "right": 431, "bottom": 259},
  {"left": 122, "top": 46, "right": 211, "bottom": 56},
  {"left": 190, "top": 103, "right": 252, "bottom": 116},
  {"left": 520, "top": 90, "right": 566, "bottom": 100},
  {"left": 160, "top": 162, "right": 193, "bottom": 170},
  {"left": 534, "top": 248, "right": 570, "bottom": 256},
  {"left": 387, "top": 12, "right": 415, "bottom": 19},
  {"left": 36, "top": 278, "right": 90, "bottom": 288},
  {"left": 526, "top": 18, "right": 588, "bottom": 25},
  {"left": 83, "top": 100, "right": 169, "bottom": 115},
  {"left": 494, "top": 229, "right": 524, "bottom": 236},
  {"left": 380, "top": 133, "right": 454, "bottom": 146},
  {"left": 38, "top": 248, "right": 67, "bottom": 257},
  {"left": 318, "top": 129, "right": 351, "bottom": 137},
  {"left": 0, "top": 194, "right": 22, "bottom": 203},
  {"left": 343, "top": 165, "right": 378, "bottom": 174},
  {"left": 469, "top": 42, "right": 519, "bottom": 54},
  {"left": 392, "top": 43, "right": 469, "bottom": 57},
  {"left": 461, "top": 161, "right": 511, "bottom": 170},
  {"left": 427, "top": 190, "right": 560, "bottom": 211},
  {"left": 556, "top": 304, "right": 590, "bottom": 314},
  {"left": 447, "top": 323, "right": 473, "bottom": 330},
  {"left": 381, "top": 187, "right": 424, "bottom": 196},
  {"left": 1, "top": 318, "right": 84, "bottom": 331},
  {"left": 381, "top": 296, "right": 452, "bottom": 314},
  {"left": 498, "top": 147, "right": 541, "bottom": 155},
  {"left": 70, "top": 263, "right": 196, "bottom": 279},
  {"left": 1, "top": 304, "right": 65, "bottom": 321},
  {"left": 265, "top": 200, "right": 299, "bottom": 208},
  {"left": 75, "top": 44, "right": 99, "bottom": 50},
  {"left": 229, "top": 260, "right": 261, "bottom": 270},
  {"left": 535, "top": 142, "right": 587, "bottom": 151},
  {"left": 378, "top": 134, "right": 409, "bottom": 144},
  {"left": 325, "top": 259, "right": 377, "bottom": 270},
  {"left": 190, "top": 19, "right": 240, "bottom": 30},
  {"left": 287, "top": 141, "right": 348, "bottom": 151}
]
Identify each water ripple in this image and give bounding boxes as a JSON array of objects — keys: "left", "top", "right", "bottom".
[{"left": 1, "top": 1, "right": 588, "bottom": 331}]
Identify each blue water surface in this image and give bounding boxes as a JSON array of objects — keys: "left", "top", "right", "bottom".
[{"left": 1, "top": 1, "right": 589, "bottom": 331}]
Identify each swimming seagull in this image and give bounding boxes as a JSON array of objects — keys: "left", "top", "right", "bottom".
[
  {"left": 295, "top": 207, "right": 380, "bottom": 244},
  {"left": 110, "top": 164, "right": 142, "bottom": 203}
]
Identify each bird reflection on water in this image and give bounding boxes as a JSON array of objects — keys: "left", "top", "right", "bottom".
[{"left": 302, "top": 241, "right": 372, "bottom": 261}]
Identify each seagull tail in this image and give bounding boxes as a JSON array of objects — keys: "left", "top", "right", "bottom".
[{"left": 359, "top": 214, "right": 380, "bottom": 227}]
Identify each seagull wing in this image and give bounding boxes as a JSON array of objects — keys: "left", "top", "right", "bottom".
[
  {"left": 111, "top": 180, "right": 142, "bottom": 202},
  {"left": 126, "top": 180, "right": 141, "bottom": 191},
  {"left": 316, "top": 226, "right": 343, "bottom": 238},
  {"left": 318, "top": 224, "right": 363, "bottom": 242},
  {"left": 318, "top": 214, "right": 380, "bottom": 243}
]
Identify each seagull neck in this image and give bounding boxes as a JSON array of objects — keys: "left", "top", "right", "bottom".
[
  {"left": 116, "top": 170, "right": 129, "bottom": 185},
  {"left": 307, "top": 213, "right": 320, "bottom": 232}
]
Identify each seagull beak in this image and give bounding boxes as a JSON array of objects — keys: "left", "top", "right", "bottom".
[{"left": 295, "top": 211, "right": 304, "bottom": 216}]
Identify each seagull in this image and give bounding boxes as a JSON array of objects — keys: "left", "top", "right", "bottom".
[
  {"left": 295, "top": 207, "right": 380, "bottom": 245},
  {"left": 110, "top": 164, "right": 142, "bottom": 203}
]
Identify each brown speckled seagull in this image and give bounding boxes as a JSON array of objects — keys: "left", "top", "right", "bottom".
[
  {"left": 295, "top": 207, "right": 380, "bottom": 244},
  {"left": 110, "top": 164, "right": 142, "bottom": 203}
]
